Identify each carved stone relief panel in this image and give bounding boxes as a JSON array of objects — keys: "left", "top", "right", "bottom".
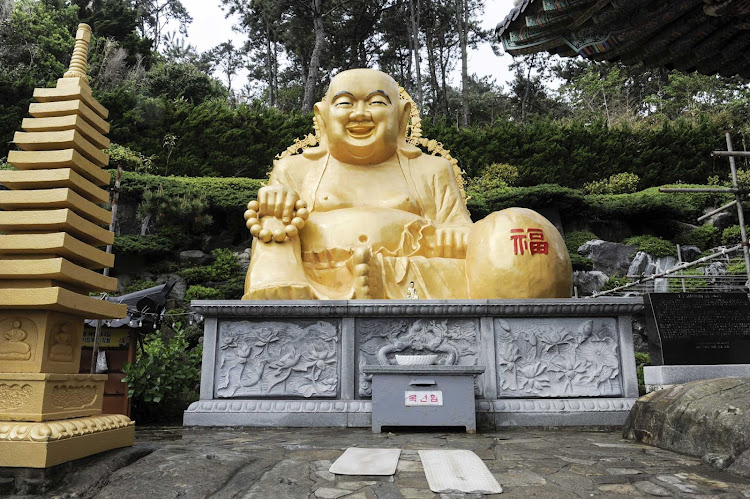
[
  {"left": 48, "top": 321, "right": 77, "bottom": 362},
  {"left": 0, "top": 317, "right": 36, "bottom": 362},
  {"left": 216, "top": 320, "right": 340, "bottom": 399},
  {"left": 356, "top": 318, "right": 480, "bottom": 397},
  {"left": 495, "top": 318, "right": 623, "bottom": 398},
  {"left": 0, "top": 384, "right": 32, "bottom": 411}
]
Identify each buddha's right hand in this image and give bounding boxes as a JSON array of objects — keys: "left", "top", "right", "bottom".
[
  {"left": 257, "top": 185, "right": 302, "bottom": 223},
  {"left": 245, "top": 185, "right": 309, "bottom": 243}
]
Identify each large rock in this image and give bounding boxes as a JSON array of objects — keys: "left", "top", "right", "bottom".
[
  {"left": 578, "top": 240, "right": 637, "bottom": 276},
  {"left": 623, "top": 378, "right": 750, "bottom": 477},
  {"left": 180, "top": 249, "right": 211, "bottom": 265},
  {"left": 572, "top": 270, "right": 608, "bottom": 296}
]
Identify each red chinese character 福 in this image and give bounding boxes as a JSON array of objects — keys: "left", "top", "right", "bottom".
[
  {"left": 510, "top": 228, "right": 528, "bottom": 255},
  {"left": 527, "top": 228, "right": 548, "bottom": 255},
  {"left": 510, "top": 228, "right": 548, "bottom": 255}
]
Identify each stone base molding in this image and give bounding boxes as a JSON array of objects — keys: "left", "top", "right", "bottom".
[
  {"left": 0, "top": 414, "right": 135, "bottom": 468},
  {"left": 0, "top": 373, "right": 106, "bottom": 422}
]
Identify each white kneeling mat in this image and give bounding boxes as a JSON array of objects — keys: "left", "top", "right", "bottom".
[
  {"left": 329, "top": 448, "right": 401, "bottom": 476},
  {"left": 419, "top": 449, "right": 503, "bottom": 494}
]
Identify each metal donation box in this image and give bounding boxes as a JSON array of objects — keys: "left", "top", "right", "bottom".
[{"left": 362, "top": 365, "right": 485, "bottom": 433}]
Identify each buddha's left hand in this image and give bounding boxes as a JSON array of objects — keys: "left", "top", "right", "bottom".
[{"left": 434, "top": 226, "right": 469, "bottom": 258}]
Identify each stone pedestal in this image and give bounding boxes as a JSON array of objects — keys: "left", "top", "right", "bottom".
[
  {"left": 185, "top": 298, "right": 643, "bottom": 428},
  {"left": 644, "top": 364, "right": 750, "bottom": 392}
]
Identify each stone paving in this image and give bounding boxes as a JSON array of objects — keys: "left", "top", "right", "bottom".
[{"left": 40, "top": 427, "right": 750, "bottom": 498}]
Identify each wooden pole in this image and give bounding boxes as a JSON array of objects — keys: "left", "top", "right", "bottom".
[
  {"left": 91, "top": 164, "right": 122, "bottom": 373},
  {"left": 725, "top": 132, "right": 750, "bottom": 289}
]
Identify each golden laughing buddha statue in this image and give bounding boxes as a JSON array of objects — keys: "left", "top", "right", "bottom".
[{"left": 242, "top": 69, "right": 571, "bottom": 300}]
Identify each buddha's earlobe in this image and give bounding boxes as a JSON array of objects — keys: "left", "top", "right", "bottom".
[
  {"left": 398, "top": 99, "right": 421, "bottom": 158},
  {"left": 305, "top": 102, "right": 329, "bottom": 159},
  {"left": 399, "top": 100, "right": 411, "bottom": 138}
]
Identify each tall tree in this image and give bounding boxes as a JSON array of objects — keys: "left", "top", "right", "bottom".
[
  {"left": 134, "top": 0, "right": 192, "bottom": 50},
  {"left": 408, "top": 0, "right": 423, "bottom": 108},
  {"left": 206, "top": 41, "right": 246, "bottom": 95}
]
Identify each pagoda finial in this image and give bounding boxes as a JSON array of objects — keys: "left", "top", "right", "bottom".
[{"left": 63, "top": 23, "right": 92, "bottom": 82}]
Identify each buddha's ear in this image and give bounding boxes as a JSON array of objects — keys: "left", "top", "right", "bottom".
[
  {"left": 399, "top": 99, "right": 411, "bottom": 138},
  {"left": 398, "top": 99, "right": 422, "bottom": 158},
  {"left": 313, "top": 101, "right": 327, "bottom": 139},
  {"left": 304, "top": 102, "right": 329, "bottom": 159}
]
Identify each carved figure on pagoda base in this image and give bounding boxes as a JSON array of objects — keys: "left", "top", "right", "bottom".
[{"left": 243, "top": 69, "right": 571, "bottom": 300}]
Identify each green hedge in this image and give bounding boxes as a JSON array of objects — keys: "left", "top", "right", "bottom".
[{"left": 115, "top": 171, "right": 264, "bottom": 212}]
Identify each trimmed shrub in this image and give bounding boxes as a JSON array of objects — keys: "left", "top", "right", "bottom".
[
  {"left": 184, "top": 285, "right": 222, "bottom": 302},
  {"left": 722, "top": 225, "right": 743, "bottom": 245},
  {"left": 677, "top": 224, "right": 719, "bottom": 250},
  {"left": 623, "top": 235, "right": 677, "bottom": 258}
]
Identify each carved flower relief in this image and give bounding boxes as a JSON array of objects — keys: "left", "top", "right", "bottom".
[
  {"left": 496, "top": 319, "right": 622, "bottom": 397},
  {"left": 216, "top": 321, "right": 339, "bottom": 398},
  {"left": 50, "top": 385, "right": 98, "bottom": 409},
  {"left": 0, "top": 384, "right": 32, "bottom": 410}
]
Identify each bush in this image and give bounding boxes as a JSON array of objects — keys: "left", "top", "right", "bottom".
[
  {"left": 122, "top": 327, "right": 202, "bottom": 423},
  {"left": 115, "top": 171, "right": 264, "bottom": 212},
  {"left": 569, "top": 254, "right": 594, "bottom": 271},
  {"left": 722, "top": 225, "right": 743, "bottom": 245},
  {"left": 113, "top": 234, "right": 177, "bottom": 256},
  {"left": 677, "top": 224, "right": 719, "bottom": 250},
  {"left": 565, "top": 230, "right": 599, "bottom": 253},
  {"left": 184, "top": 285, "right": 222, "bottom": 302},
  {"left": 601, "top": 275, "right": 629, "bottom": 291},
  {"left": 123, "top": 279, "right": 158, "bottom": 294},
  {"left": 179, "top": 248, "right": 239, "bottom": 284},
  {"left": 107, "top": 143, "right": 154, "bottom": 173},
  {"left": 137, "top": 185, "right": 213, "bottom": 235},
  {"left": 466, "top": 163, "right": 520, "bottom": 193},
  {"left": 623, "top": 235, "right": 677, "bottom": 258},
  {"left": 583, "top": 173, "right": 640, "bottom": 195},
  {"left": 735, "top": 169, "right": 750, "bottom": 186}
]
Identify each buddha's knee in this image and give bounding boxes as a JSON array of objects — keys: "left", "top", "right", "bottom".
[{"left": 465, "top": 208, "right": 572, "bottom": 299}]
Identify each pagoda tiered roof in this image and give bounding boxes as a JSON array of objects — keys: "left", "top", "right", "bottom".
[{"left": 496, "top": 0, "right": 750, "bottom": 78}]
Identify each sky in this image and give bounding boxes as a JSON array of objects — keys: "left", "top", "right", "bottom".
[{"left": 168, "top": 0, "right": 519, "bottom": 94}]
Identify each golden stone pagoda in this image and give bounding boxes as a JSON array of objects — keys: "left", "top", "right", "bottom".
[{"left": 0, "top": 24, "right": 133, "bottom": 468}]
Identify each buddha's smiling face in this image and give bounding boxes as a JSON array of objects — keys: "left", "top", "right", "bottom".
[{"left": 318, "top": 69, "right": 403, "bottom": 165}]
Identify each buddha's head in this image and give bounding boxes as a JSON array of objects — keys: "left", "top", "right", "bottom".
[{"left": 314, "top": 69, "right": 412, "bottom": 165}]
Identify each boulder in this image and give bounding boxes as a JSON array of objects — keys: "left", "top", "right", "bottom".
[
  {"left": 578, "top": 240, "right": 637, "bottom": 276},
  {"left": 679, "top": 245, "right": 701, "bottom": 262},
  {"left": 623, "top": 378, "right": 750, "bottom": 477},
  {"left": 627, "top": 252, "right": 678, "bottom": 293},
  {"left": 572, "top": 270, "right": 609, "bottom": 296},
  {"left": 180, "top": 250, "right": 211, "bottom": 265}
]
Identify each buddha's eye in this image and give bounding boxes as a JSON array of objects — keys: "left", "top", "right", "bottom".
[
  {"left": 370, "top": 100, "right": 387, "bottom": 106},
  {"left": 335, "top": 100, "right": 353, "bottom": 107}
]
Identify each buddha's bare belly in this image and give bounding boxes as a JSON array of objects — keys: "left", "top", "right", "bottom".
[{"left": 301, "top": 208, "right": 428, "bottom": 257}]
